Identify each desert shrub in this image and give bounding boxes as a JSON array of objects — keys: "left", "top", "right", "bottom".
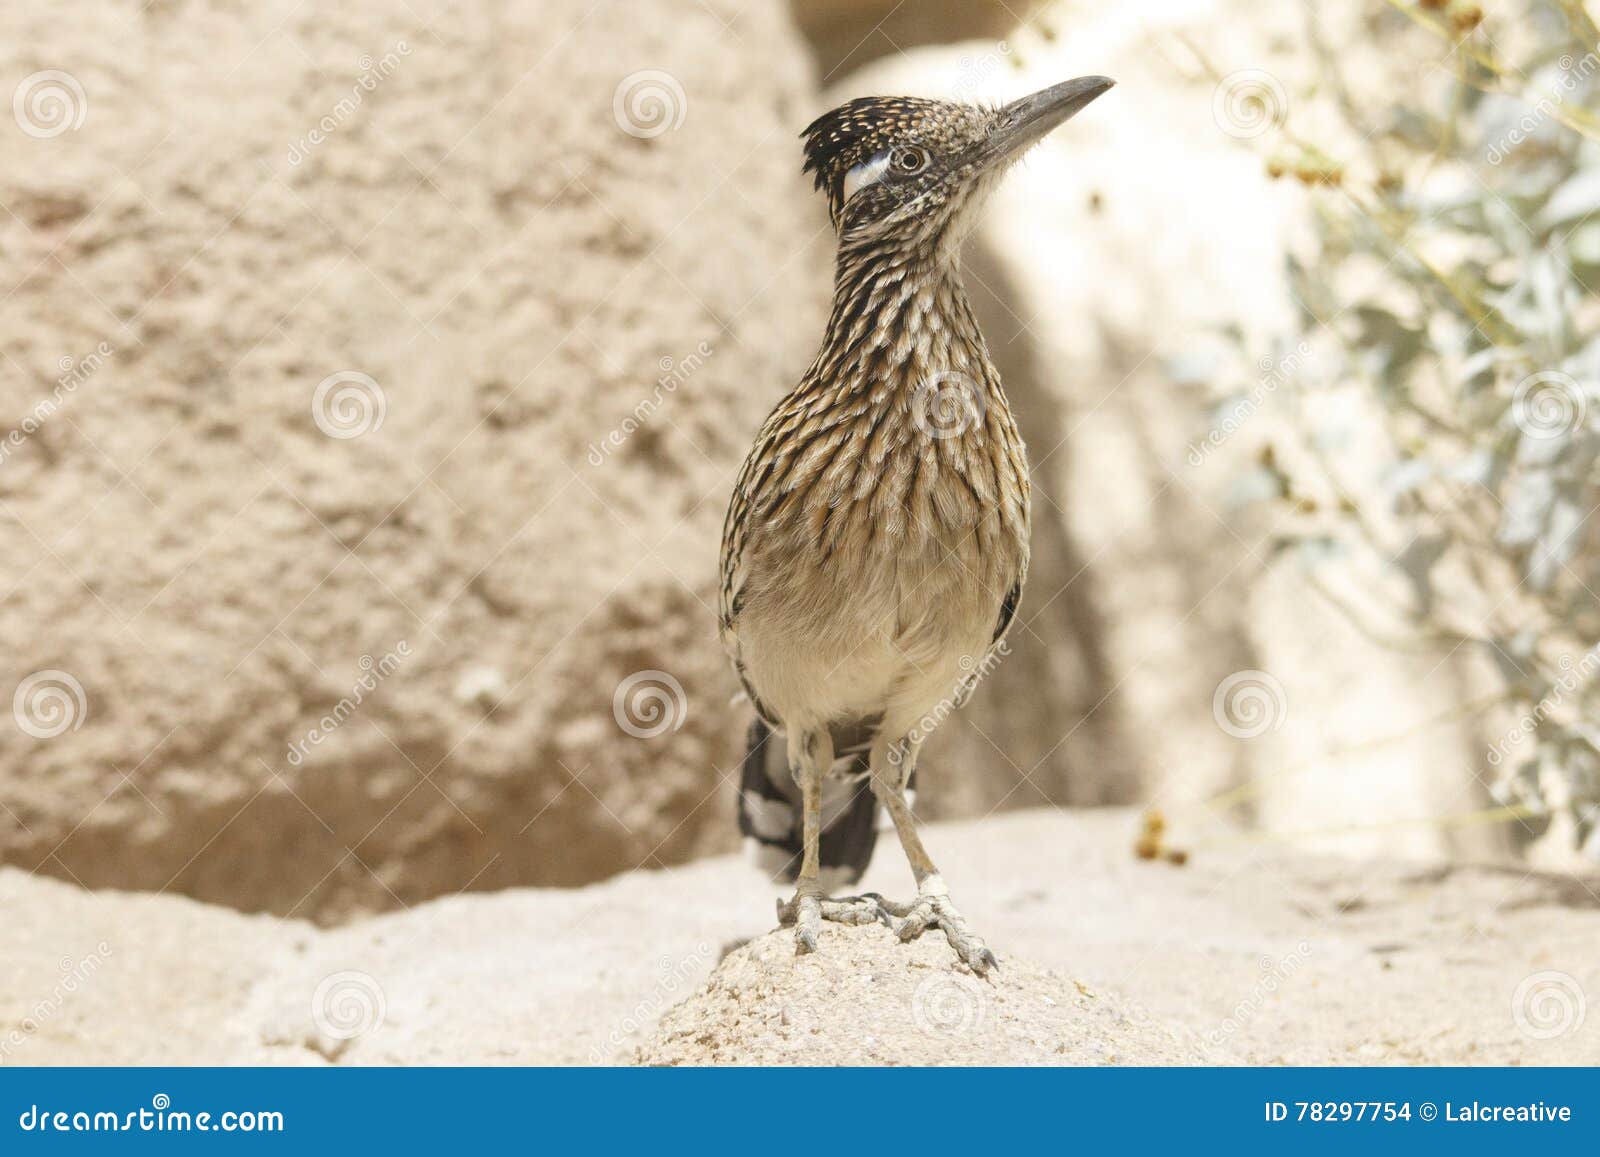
[{"left": 1207, "top": 0, "right": 1600, "bottom": 855}]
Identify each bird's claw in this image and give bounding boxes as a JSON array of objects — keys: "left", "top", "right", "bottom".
[
  {"left": 778, "top": 889, "right": 890, "bottom": 954},
  {"left": 778, "top": 886, "right": 996, "bottom": 974},
  {"left": 878, "top": 891, "right": 998, "bottom": 976}
]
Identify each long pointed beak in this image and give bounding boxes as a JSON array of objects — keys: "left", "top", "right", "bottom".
[{"left": 977, "top": 75, "right": 1115, "bottom": 168}]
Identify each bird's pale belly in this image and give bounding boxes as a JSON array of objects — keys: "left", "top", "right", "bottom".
[{"left": 736, "top": 516, "right": 1018, "bottom": 736}]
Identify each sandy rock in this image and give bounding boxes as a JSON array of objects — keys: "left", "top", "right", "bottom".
[
  {"left": 5, "top": 809, "right": 1597, "bottom": 1066},
  {"left": 635, "top": 925, "right": 1208, "bottom": 1065},
  {"left": 0, "top": 0, "right": 829, "bottom": 918}
]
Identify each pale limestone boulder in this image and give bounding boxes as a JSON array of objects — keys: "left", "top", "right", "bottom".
[{"left": 0, "top": 0, "right": 829, "bottom": 917}]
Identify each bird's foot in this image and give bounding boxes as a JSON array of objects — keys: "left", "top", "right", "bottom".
[
  {"left": 776, "top": 887, "right": 887, "bottom": 954},
  {"left": 877, "top": 877, "right": 997, "bottom": 976}
]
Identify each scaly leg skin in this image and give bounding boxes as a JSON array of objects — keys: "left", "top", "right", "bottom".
[
  {"left": 773, "top": 729, "right": 889, "bottom": 951},
  {"left": 770, "top": 729, "right": 886, "bottom": 953},
  {"left": 775, "top": 891, "right": 886, "bottom": 934},
  {"left": 875, "top": 874, "right": 997, "bottom": 974},
  {"left": 869, "top": 735, "right": 998, "bottom": 976}
]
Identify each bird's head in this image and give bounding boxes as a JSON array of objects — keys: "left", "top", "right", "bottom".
[{"left": 802, "top": 76, "right": 1114, "bottom": 256}]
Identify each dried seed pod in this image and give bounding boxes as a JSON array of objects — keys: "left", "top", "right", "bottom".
[{"left": 1449, "top": 1, "right": 1484, "bottom": 31}]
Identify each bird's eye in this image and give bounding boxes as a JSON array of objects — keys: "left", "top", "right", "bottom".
[{"left": 894, "top": 147, "right": 929, "bottom": 175}]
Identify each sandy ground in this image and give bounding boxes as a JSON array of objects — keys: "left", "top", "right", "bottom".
[{"left": 3, "top": 807, "right": 1595, "bottom": 1065}]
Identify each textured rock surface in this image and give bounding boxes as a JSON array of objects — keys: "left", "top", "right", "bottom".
[
  {"left": 5, "top": 810, "right": 1596, "bottom": 1066},
  {"left": 635, "top": 925, "right": 1205, "bottom": 1065},
  {"left": 0, "top": 0, "right": 829, "bottom": 918}
]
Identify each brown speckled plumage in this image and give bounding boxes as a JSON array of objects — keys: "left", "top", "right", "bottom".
[{"left": 719, "top": 78, "right": 1114, "bottom": 972}]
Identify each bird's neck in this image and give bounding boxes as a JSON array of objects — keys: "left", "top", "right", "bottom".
[{"left": 810, "top": 243, "right": 990, "bottom": 401}]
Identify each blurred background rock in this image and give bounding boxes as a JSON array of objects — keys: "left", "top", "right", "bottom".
[{"left": 2, "top": 0, "right": 1592, "bottom": 923}]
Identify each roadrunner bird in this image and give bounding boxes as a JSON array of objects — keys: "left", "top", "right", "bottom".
[{"left": 720, "top": 77, "right": 1115, "bottom": 974}]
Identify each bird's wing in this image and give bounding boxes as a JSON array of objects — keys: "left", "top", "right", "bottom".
[
  {"left": 718, "top": 439, "right": 760, "bottom": 644},
  {"left": 992, "top": 575, "right": 1022, "bottom": 644},
  {"left": 719, "top": 395, "right": 805, "bottom": 642}
]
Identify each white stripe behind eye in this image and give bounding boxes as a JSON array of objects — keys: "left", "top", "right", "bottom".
[{"left": 842, "top": 152, "right": 892, "bottom": 201}]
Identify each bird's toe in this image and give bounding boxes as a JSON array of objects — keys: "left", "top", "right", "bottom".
[{"left": 791, "top": 891, "right": 822, "bottom": 955}]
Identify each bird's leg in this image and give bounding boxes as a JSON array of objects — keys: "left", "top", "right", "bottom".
[
  {"left": 868, "top": 734, "right": 998, "bottom": 975},
  {"left": 774, "top": 729, "right": 883, "bottom": 952},
  {"left": 773, "top": 729, "right": 829, "bottom": 953}
]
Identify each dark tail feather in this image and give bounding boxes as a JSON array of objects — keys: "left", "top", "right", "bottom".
[{"left": 738, "top": 716, "right": 879, "bottom": 887}]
